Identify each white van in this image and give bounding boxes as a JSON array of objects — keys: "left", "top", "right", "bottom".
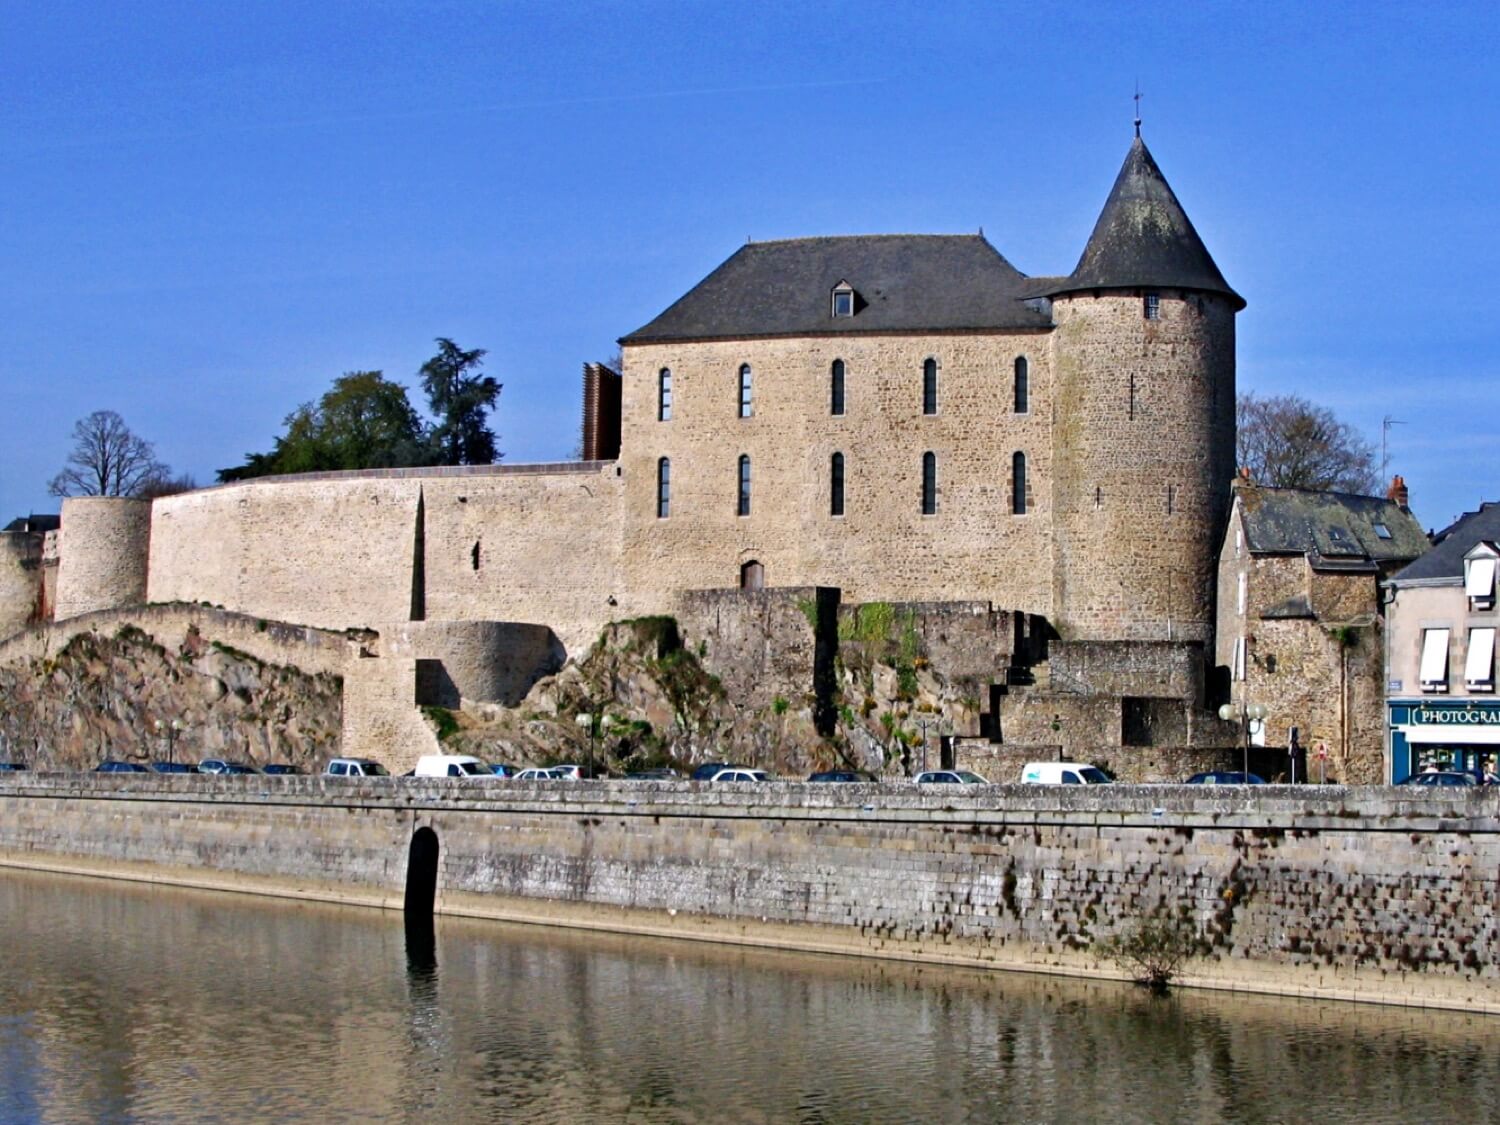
[
  {"left": 324, "top": 757, "right": 390, "bottom": 777},
  {"left": 414, "top": 754, "right": 491, "bottom": 779},
  {"left": 1020, "top": 761, "right": 1112, "bottom": 785}
]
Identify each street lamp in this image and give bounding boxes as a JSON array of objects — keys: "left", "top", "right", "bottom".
[
  {"left": 1218, "top": 701, "right": 1268, "bottom": 782},
  {"left": 575, "top": 712, "right": 595, "bottom": 777},
  {"left": 916, "top": 716, "right": 931, "bottom": 773},
  {"left": 154, "top": 718, "right": 183, "bottom": 765}
]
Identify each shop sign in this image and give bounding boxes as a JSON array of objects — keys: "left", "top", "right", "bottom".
[{"left": 1409, "top": 705, "right": 1500, "bottom": 726}]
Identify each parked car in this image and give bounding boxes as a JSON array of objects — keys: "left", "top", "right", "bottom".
[
  {"left": 514, "top": 767, "right": 561, "bottom": 781},
  {"left": 261, "top": 763, "right": 302, "bottom": 775},
  {"left": 1020, "top": 761, "right": 1112, "bottom": 785},
  {"left": 414, "top": 754, "right": 492, "bottom": 779},
  {"left": 913, "top": 770, "right": 989, "bottom": 785},
  {"left": 1401, "top": 771, "right": 1478, "bottom": 787},
  {"left": 324, "top": 758, "right": 390, "bottom": 777},
  {"left": 690, "top": 762, "right": 736, "bottom": 781},
  {"left": 0, "top": 762, "right": 28, "bottom": 772},
  {"left": 489, "top": 763, "right": 522, "bottom": 778},
  {"left": 808, "top": 770, "right": 876, "bottom": 783},
  {"left": 550, "top": 763, "right": 587, "bottom": 780},
  {"left": 625, "top": 767, "right": 681, "bottom": 780},
  {"left": 1185, "top": 771, "right": 1265, "bottom": 785},
  {"left": 95, "top": 760, "right": 150, "bottom": 773},
  {"left": 708, "top": 768, "right": 771, "bottom": 782},
  {"left": 149, "top": 761, "right": 196, "bottom": 774},
  {"left": 221, "top": 763, "right": 262, "bottom": 775}
]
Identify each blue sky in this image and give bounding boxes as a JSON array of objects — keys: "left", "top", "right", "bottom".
[{"left": 2, "top": 1, "right": 1496, "bottom": 531}]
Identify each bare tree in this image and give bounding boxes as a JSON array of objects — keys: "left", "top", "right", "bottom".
[
  {"left": 48, "top": 410, "right": 171, "bottom": 498},
  {"left": 1236, "top": 392, "right": 1379, "bottom": 495}
]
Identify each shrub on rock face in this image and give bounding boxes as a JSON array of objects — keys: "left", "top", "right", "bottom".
[{"left": 1098, "top": 907, "right": 1205, "bottom": 994}]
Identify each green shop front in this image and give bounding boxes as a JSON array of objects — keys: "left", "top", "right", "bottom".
[{"left": 1388, "top": 700, "right": 1500, "bottom": 782}]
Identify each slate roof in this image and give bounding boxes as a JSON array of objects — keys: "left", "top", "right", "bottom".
[
  {"left": 1236, "top": 484, "right": 1428, "bottom": 567},
  {"left": 1390, "top": 502, "right": 1500, "bottom": 582},
  {"left": 2, "top": 514, "right": 59, "bottom": 534},
  {"left": 621, "top": 235, "right": 1054, "bottom": 344},
  {"left": 1037, "top": 137, "right": 1244, "bottom": 310}
]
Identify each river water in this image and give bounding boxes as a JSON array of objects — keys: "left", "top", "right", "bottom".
[{"left": 2, "top": 870, "right": 1498, "bottom": 1123}]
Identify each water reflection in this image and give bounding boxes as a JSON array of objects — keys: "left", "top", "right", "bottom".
[{"left": 1, "top": 868, "right": 1498, "bottom": 1122}]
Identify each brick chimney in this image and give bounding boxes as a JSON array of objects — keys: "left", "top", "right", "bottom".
[{"left": 1387, "top": 474, "right": 1410, "bottom": 511}]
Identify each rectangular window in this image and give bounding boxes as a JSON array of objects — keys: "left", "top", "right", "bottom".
[
  {"left": 921, "top": 452, "right": 937, "bottom": 515},
  {"left": 738, "top": 365, "right": 753, "bottom": 418},
  {"left": 922, "top": 359, "right": 938, "bottom": 416},
  {"left": 1466, "top": 557, "right": 1496, "bottom": 608},
  {"left": 658, "top": 368, "right": 672, "bottom": 421},
  {"left": 1420, "top": 627, "right": 1451, "bottom": 692},
  {"left": 830, "top": 453, "right": 845, "bottom": 517},
  {"left": 737, "top": 456, "right": 751, "bottom": 517},
  {"left": 1144, "top": 293, "right": 1160, "bottom": 320},
  {"left": 831, "top": 360, "right": 845, "bottom": 416},
  {"left": 832, "top": 289, "right": 853, "bottom": 317},
  {"left": 1466, "top": 627, "right": 1496, "bottom": 691},
  {"left": 1237, "top": 571, "right": 1247, "bottom": 615}
]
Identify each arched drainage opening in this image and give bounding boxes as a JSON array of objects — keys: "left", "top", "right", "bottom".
[
  {"left": 404, "top": 827, "right": 439, "bottom": 975},
  {"left": 405, "top": 827, "right": 439, "bottom": 917}
]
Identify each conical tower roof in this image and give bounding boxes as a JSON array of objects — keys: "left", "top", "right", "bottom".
[{"left": 1041, "top": 136, "right": 1244, "bottom": 310}]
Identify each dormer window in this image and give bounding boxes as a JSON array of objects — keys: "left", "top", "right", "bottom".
[
  {"left": 831, "top": 282, "right": 856, "bottom": 318},
  {"left": 1466, "top": 553, "right": 1497, "bottom": 609}
]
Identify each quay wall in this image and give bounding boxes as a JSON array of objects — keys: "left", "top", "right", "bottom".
[{"left": 1, "top": 777, "right": 1498, "bottom": 1011}]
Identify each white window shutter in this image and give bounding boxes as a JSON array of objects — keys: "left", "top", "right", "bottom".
[{"left": 1420, "top": 628, "right": 1451, "bottom": 691}]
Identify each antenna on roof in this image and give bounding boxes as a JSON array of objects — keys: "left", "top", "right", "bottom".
[
  {"left": 1133, "top": 81, "right": 1143, "bottom": 138},
  {"left": 978, "top": 225, "right": 984, "bottom": 238}
]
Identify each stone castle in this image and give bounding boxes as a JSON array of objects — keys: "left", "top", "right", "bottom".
[{"left": 0, "top": 136, "right": 1274, "bottom": 771}]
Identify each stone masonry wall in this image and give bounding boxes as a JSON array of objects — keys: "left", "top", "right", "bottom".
[
  {"left": 3, "top": 776, "right": 1499, "bottom": 1010},
  {"left": 1050, "top": 291, "right": 1235, "bottom": 644},
  {"left": 619, "top": 333, "right": 1055, "bottom": 615},
  {"left": 144, "top": 463, "right": 623, "bottom": 657},
  {"left": 0, "top": 531, "right": 43, "bottom": 640},
  {"left": 55, "top": 497, "right": 151, "bottom": 620}
]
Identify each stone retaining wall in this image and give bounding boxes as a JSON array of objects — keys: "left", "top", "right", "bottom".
[{"left": 1, "top": 777, "right": 1497, "bottom": 1010}]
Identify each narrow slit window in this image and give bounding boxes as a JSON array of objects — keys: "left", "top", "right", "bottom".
[
  {"left": 1420, "top": 627, "right": 1451, "bottom": 693},
  {"left": 737, "top": 455, "right": 751, "bottom": 516},
  {"left": 1014, "top": 356, "right": 1029, "bottom": 414},
  {"left": 656, "top": 458, "right": 670, "bottom": 518},
  {"left": 831, "top": 452, "right": 845, "bottom": 517},
  {"left": 738, "top": 364, "right": 753, "bottom": 418},
  {"left": 831, "top": 359, "right": 846, "bottom": 416},
  {"left": 921, "top": 452, "right": 937, "bottom": 515},
  {"left": 1466, "top": 627, "right": 1496, "bottom": 691},
  {"left": 1012, "top": 452, "right": 1027, "bottom": 515},
  {"left": 471, "top": 541, "right": 481, "bottom": 571},
  {"left": 658, "top": 368, "right": 672, "bottom": 421},
  {"left": 922, "top": 358, "right": 938, "bottom": 416}
]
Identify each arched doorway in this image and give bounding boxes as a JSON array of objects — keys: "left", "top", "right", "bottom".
[{"left": 740, "top": 560, "right": 764, "bottom": 590}]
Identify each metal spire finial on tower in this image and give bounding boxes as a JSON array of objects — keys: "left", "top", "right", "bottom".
[{"left": 1133, "top": 82, "right": 1142, "bottom": 138}]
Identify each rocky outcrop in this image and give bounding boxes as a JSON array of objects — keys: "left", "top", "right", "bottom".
[{"left": 0, "top": 621, "right": 342, "bottom": 770}]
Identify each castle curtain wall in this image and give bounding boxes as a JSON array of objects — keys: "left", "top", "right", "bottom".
[
  {"left": 619, "top": 334, "right": 1055, "bottom": 615},
  {"left": 143, "top": 464, "right": 623, "bottom": 656}
]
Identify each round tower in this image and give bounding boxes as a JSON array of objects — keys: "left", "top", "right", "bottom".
[
  {"left": 54, "top": 496, "right": 152, "bottom": 620},
  {"left": 1042, "top": 136, "right": 1241, "bottom": 643}
]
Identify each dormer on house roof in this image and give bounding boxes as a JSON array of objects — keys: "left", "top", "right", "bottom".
[{"left": 1232, "top": 479, "right": 1428, "bottom": 570}]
